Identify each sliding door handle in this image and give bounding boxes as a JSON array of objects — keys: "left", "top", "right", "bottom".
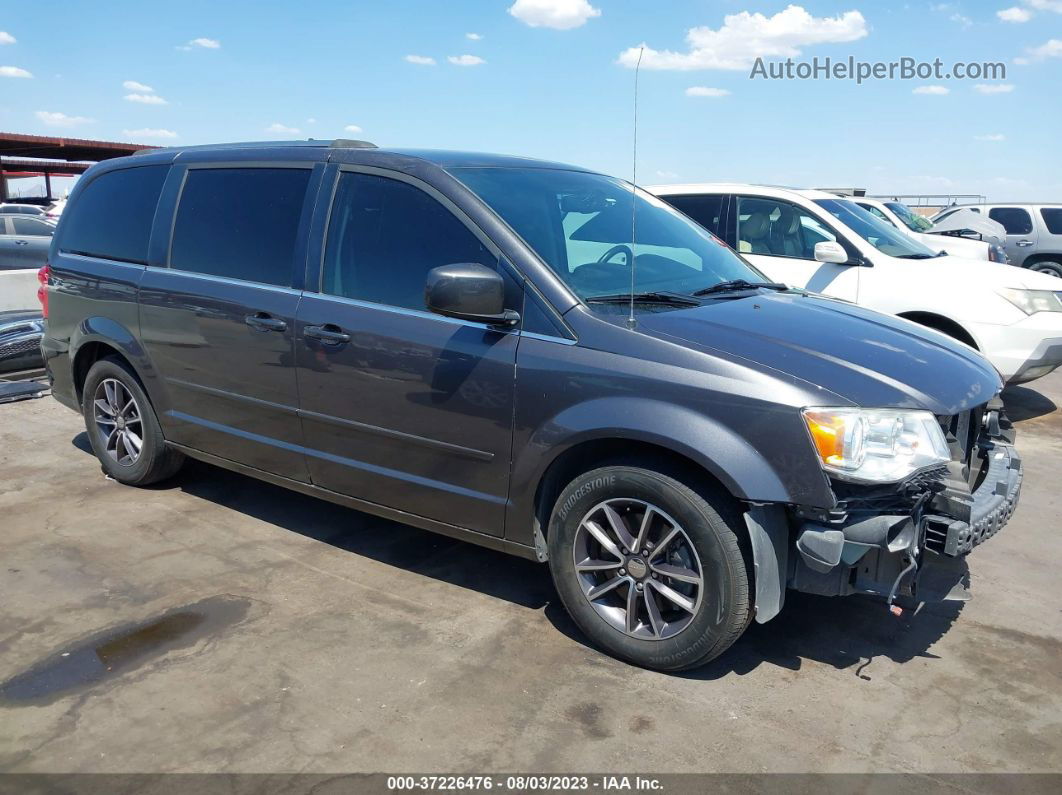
[
  {"left": 304, "top": 323, "right": 351, "bottom": 344},
  {"left": 245, "top": 312, "right": 287, "bottom": 332}
]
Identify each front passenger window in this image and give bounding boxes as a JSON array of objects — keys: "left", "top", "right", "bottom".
[
  {"left": 322, "top": 172, "right": 496, "bottom": 310},
  {"left": 735, "top": 197, "right": 836, "bottom": 258}
]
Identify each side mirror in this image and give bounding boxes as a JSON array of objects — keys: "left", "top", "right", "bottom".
[
  {"left": 425, "top": 263, "right": 520, "bottom": 327},
  {"left": 814, "top": 241, "right": 852, "bottom": 265}
]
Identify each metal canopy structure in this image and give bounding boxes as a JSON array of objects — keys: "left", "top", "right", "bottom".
[{"left": 0, "top": 132, "right": 157, "bottom": 202}]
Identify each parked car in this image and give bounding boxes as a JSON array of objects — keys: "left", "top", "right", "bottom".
[
  {"left": 42, "top": 141, "right": 1021, "bottom": 671},
  {"left": 854, "top": 198, "right": 1008, "bottom": 263},
  {"left": 651, "top": 183, "right": 1062, "bottom": 384},
  {"left": 930, "top": 203, "right": 1062, "bottom": 278},
  {"left": 0, "top": 215, "right": 55, "bottom": 271},
  {"left": 0, "top": 203, "right": 46, "bottom": 216},
  {"left": 0, "top": 309, "right": 45, "bottom": 373}
]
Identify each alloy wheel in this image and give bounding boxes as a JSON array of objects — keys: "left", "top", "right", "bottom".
[
  {"left": 572, "top": 498, "right": 704, "bottom": 640},
  {"left": 92, "top": 378, "right": 143, "bottom": 466}
]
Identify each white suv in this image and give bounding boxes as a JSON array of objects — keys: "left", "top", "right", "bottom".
[
  {"left": 650, "top": 183, "right": 1062, "bottom": 384},
  {"left": 853, "top": 198, "right": 1009, "bottom": 263}
]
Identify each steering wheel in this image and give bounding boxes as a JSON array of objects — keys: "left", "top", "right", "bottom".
[{"left": 597, "top": 244, "right": 634, "bottom": 266}]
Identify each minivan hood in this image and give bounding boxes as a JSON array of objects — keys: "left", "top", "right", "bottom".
[{"left": 636, "top": 292, "right": 1001, "bottom": 415}]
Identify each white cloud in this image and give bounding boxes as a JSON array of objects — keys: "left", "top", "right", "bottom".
[
  {"left": 189, "top": 37, "right": 220, "bottom": 49},
  {"left": 466, "top": 32, "right": 483, "bottom": 40},
  {"left": 0, "top": 65, "right": 32, "bottom": 78},
  {"left": 974, "top": 83, "right": 1015, "bottom": 93},
  {"left": 123, "top": 128, "right": 178, "bottom": 140},
  {"left": 448, "top": 54, "right": 486, "bottom": 66},
  {"left": 344, "top": 124, "right": 363, "bottom": 133},
  {"left": 265, "top": 122, "right": 300, "bottom": 134},
  {"left": 974, "top": 133, "right": 1006, "bottom": 141},
  {"left": 123, "top": 80, "right": 154, "bottom": 92},
  {"left": 0, "top": 31, "right": 15, "bottom": 45},
  {"left": 950, "top": 12, "right": 973, "bottom": 27},
  {"left": 685, "top": 86, "right": 731, "bottom": 97},
  {"left": 618, "top": 5, "right": 868, "bottom": 71},
  {"left": 998, "top": 6, "right": 1033, "bottom": 21},
  {"left": 509, "top": 0, "right": 601, "bottom": 30},
  {"left": 913, "top": 85, "right": 950, "bottom": 95},
  {"left": 35, "top": 110, "right": 93, "bottom": 127},
  {"left": 1028, "top": 0, "right": 1062, "bottom": 11},
  {"left": 655, "top": 170, "right": 679, "bottom": 180},
  {"left": 1026, "top": 38, "right": 1062, "bottom": 58},
  {"left": 405, "top": 54, "right": 436, "bottom": 65},
  {"left": 124, "top": 93, "right": 168, "bottom": 105},
  {"left": 306, "top": 117, "right": 317, "bottom": 124}
]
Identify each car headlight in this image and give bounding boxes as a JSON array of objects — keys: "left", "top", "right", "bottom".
[
  {"left": 802, "top": 408, "right": 951, "bottom": 483},
  {"left": 988, "top": 244, "right": 1009, "bottom": 263},
  {"left": 998, "top": 287, "right": 1062, "bottom": 315}
]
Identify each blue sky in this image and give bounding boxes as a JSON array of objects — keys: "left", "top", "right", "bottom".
[{"left": 1, "top": 0, "right": 1060, "bottom": 200}]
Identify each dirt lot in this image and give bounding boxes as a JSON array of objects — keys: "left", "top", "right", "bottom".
[{"left": 1, "top": 372, "right": 1061, "bottom": 775}]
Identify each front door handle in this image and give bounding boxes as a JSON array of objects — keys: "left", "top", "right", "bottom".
[
  {"left": 14, "top": 240, "right": 29, "bottom": 246},
  {"left": 304, "top": 323, "right": 351, "bottom": 344},
  {"left": 1016, "top": 240, "right": 1034, "bottom": 247},
  {"left": 245, "top": 312, "right": 287, "bottom": 332}
]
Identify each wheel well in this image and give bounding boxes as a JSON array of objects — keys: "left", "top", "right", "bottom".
[
  {"left": 72, "top": 341, "right": 129, "bottom": 405},
  {"left": 532, "top": 439, "right": 736, "bottom": 540},
  {"left": 898, "top": 311, "right": 978, "bottom": 350},
  {"left": 1022, "top": 254, "right": 1062, "bottom": 268}
]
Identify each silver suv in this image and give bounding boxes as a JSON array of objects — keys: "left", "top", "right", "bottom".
[{"left": 931, "top": 203, "right": 1062, "bottom": 278}]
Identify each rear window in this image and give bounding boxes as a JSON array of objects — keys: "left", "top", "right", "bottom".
[
  {"left": 169, "top": 167, "right": 311, "bottom": 287},
  {"left": 1040, "top": 208, "right": 1062, "bottom": 235},
  {"left": 59, "top": 165, "right": 168, "bottom": 263}
]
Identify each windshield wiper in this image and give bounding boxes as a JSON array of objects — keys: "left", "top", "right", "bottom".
[
  {"left": 692, "top": 279, "right": 789, "bottom": 296},
  {"left": 895, "top": 253, "right": 937, "bottom": 260},
  {"left": 585, "top": 291, "right": 701, "bottom": 306}
]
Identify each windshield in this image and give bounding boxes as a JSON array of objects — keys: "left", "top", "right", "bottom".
[
  {"left": 814, "top": 199, "right": 939, "bottom": 258},
  {"left": 885, "top": 201, "right": 933, "bottom": 232},
  {"left": 450, "top": 167, "right": 767, "bottom": 301}
]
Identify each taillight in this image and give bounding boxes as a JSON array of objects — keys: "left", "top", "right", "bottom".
[{"left": 37, "top": 264, "right": 51, "bottom": 319}]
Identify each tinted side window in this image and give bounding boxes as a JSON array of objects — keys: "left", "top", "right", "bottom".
[
  {"left": 12, "top": 217, "right": 54, "bottom": 236},
  {"left": 989, "top": 207, "right": 1033, "bottom": 235},
  {"left": 1040, "top": 208, "right": 1062, "bottom": 235},
  {"left": 323, "top": 172, "right": 495, "bottom": 309},
  {"left": 170, "top": 168, "right": 311, "bottom": 287},
  {"left": 663, "top": 194, "right": 725, "bottom": 236},
  {"left": 60, "top": 165, "right": 168, "bottom": 263}
]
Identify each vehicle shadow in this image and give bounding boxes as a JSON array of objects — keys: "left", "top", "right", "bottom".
[
  {"left": 69, "top": 433, "right": 964, "bottom": 678},
  {"left": 1002, "top": 384, "right": 1057, "bottom": 423},
  {"left": 545, "top": 591, "right": 963, "bottom": 680}
]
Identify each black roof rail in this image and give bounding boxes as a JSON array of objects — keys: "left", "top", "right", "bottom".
[{"left": 329, "top": 139, "right": 377, "bottom": 149}]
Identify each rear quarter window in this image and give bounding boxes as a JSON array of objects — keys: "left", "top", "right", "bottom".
[
  {"left": 59, "top": 165, "right": 168, "bottom": 264},
  {"left": 1040, "top": 208, "right": 1062, "bottom": 236},
  {"left": 988, "top": 207, "right": 1034, "bottom": 235}
]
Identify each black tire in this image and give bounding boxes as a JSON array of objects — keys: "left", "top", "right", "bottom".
[
  {"left": 1028, "top": 261, "right": 1062, "bottom": 279},
  {"left": 547, "top": 463, "right": 751, "bottom": 671},
  {"left": 81, "top": 356, "right": 185, "bottom": 485}
]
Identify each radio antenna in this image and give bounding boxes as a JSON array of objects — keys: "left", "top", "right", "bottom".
[{"left": 626, "top": 46, "right": 644, "bottom": 331}]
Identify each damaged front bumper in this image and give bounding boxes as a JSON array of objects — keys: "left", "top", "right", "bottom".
[{"left": 787, "top": 400, "right": 1022, "bottom": 607}]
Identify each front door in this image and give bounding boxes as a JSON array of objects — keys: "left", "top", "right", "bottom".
[
  {"left": 0, "top": 217, "right": 52, "bottom": 270},
  {"left": 988, "top": 207, "right": 1038, "bottom": 267},
  {"left": 295, "top": 170, "right": 519, "bottom": 536},
  {"left": 733, "top": 195, "right": 860, "bottom": 302},
  {"left": 138, "top": 165, "right": 316, "bottom": 481}
]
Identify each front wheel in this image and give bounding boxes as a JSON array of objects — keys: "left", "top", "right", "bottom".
[{"left": 547, "top": 465, "right": 752, "bottom": 671}]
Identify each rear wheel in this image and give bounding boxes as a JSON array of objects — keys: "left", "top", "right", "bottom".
[
  {"left": 1028, "top": 261, "right": 1062, "bottom": 278},
  {"left": 81, "top": 356, "right": 184, "bottom": 485},
  {"left": 547, "top": 464, "right": 751, "bottom": 671}
]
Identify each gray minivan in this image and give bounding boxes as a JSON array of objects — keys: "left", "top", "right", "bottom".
[{"left": 40, "top": 140, "right": 1022, "bottom": 670}]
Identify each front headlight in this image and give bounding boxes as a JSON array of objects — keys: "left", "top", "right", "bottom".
[
  {"left": 802, "top": 407, "right": 951, "bottom": 483},
  {"left": 998, "top": 287, "right": 1062, "bottom": 315},
  {"left": 988, "top": 244, "right": 1009, "bottom": 263}
]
